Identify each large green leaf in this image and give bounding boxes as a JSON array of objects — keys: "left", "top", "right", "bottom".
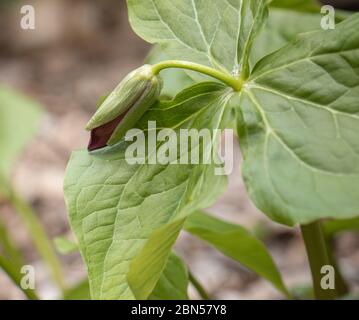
[
  {"left": 145, "top": 8, "right": 325, "bottom": 98},
  {"left": 127, "top": 0, "right": 269, "bottom": 78},
  {"left": 63, "top": 252, "right": 189, "bottom": 300},
  {"left": 64, "top": 82, "right": 234, "bottom": 299},
  {"left": 0, "top": 86, "right": 41, "bottom": 178},
  {"left": 127, "top": 218, "right": 185, "bottom": 299},
  {"left": 184, "top": 210, "right": 289, "bottom": 297},
  {"left": 238, "top": 14, "right": 359, "bottom": 225},
  {"left": 251, "top": 9, "right": 322, "bottom": 66},
  {"left": 149, "top": 252, "right": 189, "bottom": 300}
]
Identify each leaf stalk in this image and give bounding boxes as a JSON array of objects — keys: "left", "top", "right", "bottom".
[
  {"left": 188, "top": 270, "right": 211, "bottom": 300},
  {"left": 152, "top": 60, "right": 243, "bottom": 91},
  {"left": 7, "top": 188, "right": 66, "bottom": 293},
  {"left": 0, "top": 255, "right": 39, "bottom": 300},
  {"left": 301, "top": 220, "right": 343, "bottom": 300}
]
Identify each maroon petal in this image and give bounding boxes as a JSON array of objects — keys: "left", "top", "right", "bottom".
[{"left": 88, "top": 111, "right": 128, "bottom": 151}]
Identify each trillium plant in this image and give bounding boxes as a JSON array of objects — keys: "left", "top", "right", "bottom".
[{"left": 64, "top": 0, "right": 359, "bottom": 300}]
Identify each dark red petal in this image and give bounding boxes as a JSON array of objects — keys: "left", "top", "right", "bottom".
[{"left": 88, "top": 111, "right": 127, "bottom": 151}]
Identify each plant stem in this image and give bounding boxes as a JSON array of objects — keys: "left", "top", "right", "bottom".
[
  {"left": 300, "top": 220, "right": 338, "bottom": 300},
  {"left": 325, "top": 237, "right": 349, "bottom": 296},
  {"left": 188, "top": 270, "right": 211, "bottom": 300},
  {"left": 8, "top": 189, "right": 66, "bottom": 293},
  {"left": 0, "top": 255, "right": 38, "bottom": 300},
  {"left": 0, "top": 218, "right": 25, "bottom": 268},
  {"left": 152, "top": 60, "right": 243, "bottom": 91}
]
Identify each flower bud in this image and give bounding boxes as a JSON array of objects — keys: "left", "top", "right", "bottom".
[{"left": 86, "top": 64, "right": 162, "bottom": 151}]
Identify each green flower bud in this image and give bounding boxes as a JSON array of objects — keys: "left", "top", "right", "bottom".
[{"left": 86, "top": 64, "right": 162, "bottom": 150}]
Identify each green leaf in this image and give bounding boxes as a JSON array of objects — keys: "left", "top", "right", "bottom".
[
  {"left": 64, "top": 82, "right": 233, "bottom": 299},
  {"left": 251, "top": 9, "right": 322, "bottom": 66},
  {"left": 270, "top": 0, "right": 320, "bottom": 12},
  {"left": 149, "top": 252, "right": 189, "bottom": 300},
  {"left": 53, "top": 236, "right": 78, "bottom": 255},
  {"left": 0, "top": 86, "right": 41, "bottom": 178},
  {"left": 145, "top": 8, "right": 326, "bottom": 96},
  {"left": 127, "top": 218, "right": 185, "bottom": 299},
  {"left": 184, "top": 210, "right": 289, "bottom": 297},
  {"left": 238, "top": 13, "right": 359, "bottom": 225},
  {"left": 323, "top": 217, "right": 359, "bottom": 237},
  {"left": 64, "top": 252, "right": 189, "bottom": 300},
  {"left": 63, "top": 280, "right": 91, "bottom": 300},
  {"left": 142, "top": 4, "right": 329, "bottom": 98},
  {"left": 127, "top": 0, "right": 269, "bottom": 78}
]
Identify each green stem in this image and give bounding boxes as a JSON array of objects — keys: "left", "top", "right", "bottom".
[
  {"left": 325, "top": 237, "right": 349, "bottom": 296},
  {"left": 188, "top": 270, "right": 211, "bottom": 300},
  {"left": 7, "top": 189, "right": 66, "bottom": 293},
  {"left": 0, "top": 218, "right": 25, "bottom": 268},
  {"left": 300, "top": 221, "right": 338, "bottom": 300},
  {"left": 152, "top": 60, "right": 242, "bottom": 91},
  {"left": 0, "top": 255, "right": 38, "bottom": 300}
]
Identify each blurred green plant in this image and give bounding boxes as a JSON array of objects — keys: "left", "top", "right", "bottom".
[{"left": 0, "top": 86, "right": 65, "bottom": 298}]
